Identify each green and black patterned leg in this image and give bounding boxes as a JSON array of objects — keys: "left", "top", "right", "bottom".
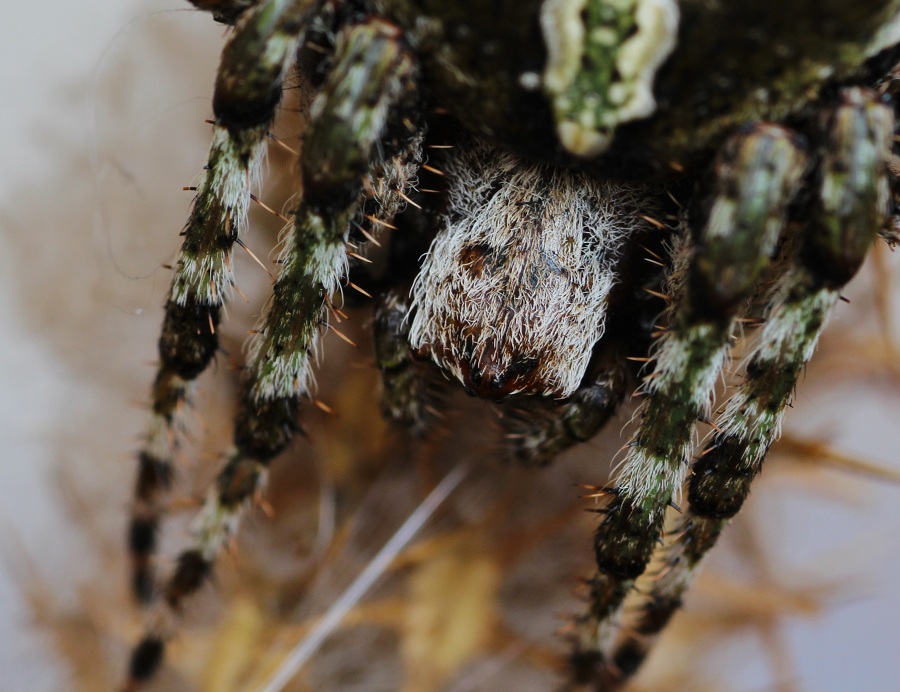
[
  {"left": 568, "top": 125, "right": 809, "bottom": 688},
  {"left": 126, "top": 18, "right": 422, "bottom": 689},
  {"left": 129, "top": 0, "right": 316, "bottom": 606},
  {"left": 604, "top": 87, "right": 894, "bottom": 686}
]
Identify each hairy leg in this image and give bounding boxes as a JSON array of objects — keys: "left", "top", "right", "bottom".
[
  {"left": 568, "top": 125, "right": 809, "bottom": 686},
  {"left": 605, "top": 87, "right": 894, "bottom": 686},
  {"left": 126, "top": 18, "right": 423, "bottom": 688},
  {"left": 129, "top": 0, "right": 318, "bottom": 605}
]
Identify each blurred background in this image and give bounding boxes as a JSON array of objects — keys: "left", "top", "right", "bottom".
[{"left": 1, "top": 2, "right": 900, "bottom": 690}]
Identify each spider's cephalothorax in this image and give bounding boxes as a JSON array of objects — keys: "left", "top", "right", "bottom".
[
  {"left": 125, "top": 1, "right": 900, "bottom": 689},
  {"left": 408, "top": 134, "right": 656, "bottom": 401}
]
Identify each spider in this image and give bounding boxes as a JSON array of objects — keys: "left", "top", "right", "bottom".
[{"left": 125, "top": 0, "right": 900, "bottom": 689}]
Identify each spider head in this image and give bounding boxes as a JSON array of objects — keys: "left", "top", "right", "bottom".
[
  {"left": 408, "top": 229, "right": 613, "bottom": 403},
  {"left": 407, "top": 138, "right": 650, "bottom": 404},
  {"left": 419, "top": 337, "right": 541, "bottom": 402}
]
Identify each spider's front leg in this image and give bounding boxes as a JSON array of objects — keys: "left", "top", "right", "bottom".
[
  {"left": 129, "top": 0, "right": 315, "bottom": 606},
  {"left": 568, "top": 125, "right": 809, "bottom": 688},
  {"left": 126, "top": 18, "right": 422, "bottom": 688},
  {"left": 606, "top": 87, "right": 895, "bottom": 686}
]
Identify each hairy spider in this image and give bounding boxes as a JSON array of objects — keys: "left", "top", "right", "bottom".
[{"left": 125, "top": 0, "right": 900, "bottom": 689}]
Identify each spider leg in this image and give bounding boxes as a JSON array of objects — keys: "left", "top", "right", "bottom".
[
  {"left": 374, "top": 289, "right": 439, "bottom": 435},
  {"left": 568, "top": 125, "right": 809, "bottom": 686},
  {"left": 875, "top": 59, "right": 900, "bottom": 246},
  {"left": 125, "top": 18, "right": 422, "bottom": 688},
  {"left": 605, "top": 87, "right": 894, "bottom": 685},
  {"left": 129, "top": 0, "right": 316, "bottom": 606},
  {"left": 189, "top": 0, "right": 258, "bottom": 25},
  {"left": 504, "top": 342, "right": 629, "bottom": 467}
]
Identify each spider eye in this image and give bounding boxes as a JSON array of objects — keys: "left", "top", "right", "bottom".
[
  {"left": 458, "top": 359, "right": 483, "bottom": 397},
  {"left": 458, "top": 346, "right": 540, "bottom": 402}
]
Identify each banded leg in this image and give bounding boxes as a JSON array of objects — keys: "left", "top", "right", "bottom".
[
  {"left": 568, "top": 126, "right": 809, "bottom": 686},
  {"left": 604, "top": 87, "right": 894, "bottom": 686},
  {"left": 129, "top": 0, "right": 316, "bottom": 604},
  {"left": 125, "top": 19, "right": 422, "bottom": 688}
]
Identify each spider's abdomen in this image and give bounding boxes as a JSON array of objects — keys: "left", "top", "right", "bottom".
[
  {"left": 409, "top": 137, "right": 651, "bottom": 400},
  {"left": 379, "top": 0, "right": 897, "bottom": 174}
]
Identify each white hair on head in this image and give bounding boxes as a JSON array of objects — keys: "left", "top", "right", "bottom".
[{"left": 410, "top": 136, "right": 651, "bottom": 399}]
